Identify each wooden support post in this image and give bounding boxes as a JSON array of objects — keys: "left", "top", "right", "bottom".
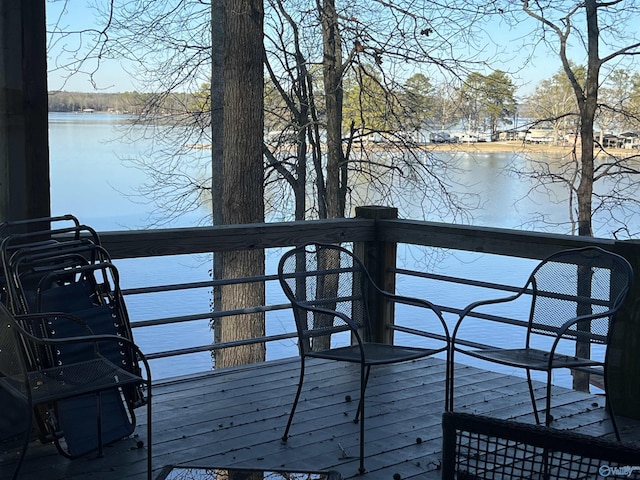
[
  {"left": 609, "top": 240, "right": 640, "bottom": 420},
  {"left": 0, "top": 0, "right": 50, "bottom": 223},
  {"left": 354, "top": 206, "right": 398, "bottom": 344},
  {"left": 0, "top": 0, "right": 49, "bottom": 439}
]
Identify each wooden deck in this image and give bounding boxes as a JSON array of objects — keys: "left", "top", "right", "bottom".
[{"left": 3, "top": 356, "right": 639, "bottom": 480}]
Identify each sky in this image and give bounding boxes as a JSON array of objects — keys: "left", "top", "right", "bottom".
[
  {"left": 46, "top": 1, "right": 138, "bottom": 92},
  {"left": 45, "top": 1, "right": 638, "bottom": 98}
]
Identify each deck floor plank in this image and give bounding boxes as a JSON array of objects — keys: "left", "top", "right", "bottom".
[{"left": 2, "top": 357, "right": 637, "bottom": 480}]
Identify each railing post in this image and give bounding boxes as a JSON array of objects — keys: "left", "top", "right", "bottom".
[
  {"left": 609, "top": 240, "right": 640, "bottom": 420},
  {"left": 354, "top": 206, "right": 398, "bottom": 344}
]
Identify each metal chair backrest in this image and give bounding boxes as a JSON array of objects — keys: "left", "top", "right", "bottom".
[
  {"left": 441, "top": 411, "right": 640, "bottom": 480},
  {"left": 525, "top": 246, "right": 633, "bottom": 345},
  {"left": 278, "top": 243, "right": 371, "bottom": 355},
  {"left": 1, "top": 217, "right": 102, "bottom": 315}
]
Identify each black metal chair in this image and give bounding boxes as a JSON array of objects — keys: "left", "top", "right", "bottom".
[
  {"left": 0, "top": 303, "right": 152, "bottom": 480},
  {"left": 441, "top": 411, "right": 640, "bottom": 480},
  {"left": 0, "top": 215, "right": 152, "bottom": 477},
  {"left": 449, "top": 246, "right": 633, "bottom": 439},
  {"left": 278, "top": 242, "right": 450, "bottom": 475}
]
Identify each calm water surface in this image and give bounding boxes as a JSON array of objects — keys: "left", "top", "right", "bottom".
[{"left": 48, "top": 113, "right": 636, "bottom": 386}]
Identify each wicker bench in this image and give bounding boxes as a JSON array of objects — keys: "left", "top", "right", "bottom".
[{"left": 441, "top": 411, "right": 640, "bottom": 479}]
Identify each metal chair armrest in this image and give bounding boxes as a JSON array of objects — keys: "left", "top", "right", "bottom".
[
  {"left": 451, "top": 288, "right": 528, "bottom": 344},
  {"left": 379, "top": 290, "right": 450, "bottom": 340},
  {"left": 296, "top": 302, "right": 364, "bottom": 344}
]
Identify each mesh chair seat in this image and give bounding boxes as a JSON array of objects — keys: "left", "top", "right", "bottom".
[
  {"left": 2, "top": 357, "right": 144, "bottom": 404},
  {"left": 462, "top": 347, "right": 603, "bottom": 370},
  {"left": 308, "top": 343, "right": 443, "bottom": 365}
]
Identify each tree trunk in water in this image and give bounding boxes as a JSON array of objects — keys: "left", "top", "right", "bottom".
[{"left": 215, "top": 0, "right": 266, "bottom": 369}]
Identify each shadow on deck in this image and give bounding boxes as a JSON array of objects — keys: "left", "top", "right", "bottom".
[{"left": 3, "top": 357, "right": 639, "bottom": 480}]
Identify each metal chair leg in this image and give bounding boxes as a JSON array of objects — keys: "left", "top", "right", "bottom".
[
  {"left": 527, "top": 369, "right": 541, "bottom": 424},
  {"left": 96, "top": 392, "right": 104, "bottom": 457},
  {"left": 447, "top": 349, "right": 456, "bottom": 412},
  {"left": 545, "top": 371, "right": 553, "bottom": 426},
  {"left": 146, "top": 383, "right": 153, "bottom": 480},
  {"left": 353, "top": 365, "right": 371, "bottom": 424},
  {"left": 282, "top": 359, "right": 305, "bottom": 443},
  {"left": 605, "top": 394, "right": 621, "bottom": 441},
  {"left": 444, "top": 347, "right": 452, "bottom": 412},
  {"left": 358, "top": 363, "right": 367, "bottom": 475}
]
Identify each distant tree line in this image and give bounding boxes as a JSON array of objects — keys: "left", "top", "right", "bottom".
[
  {"left": 56, "top": 63, "right": 639, "bottom": 142},
  {"left": 48, "top": 90, "right": 142, "bottom": 113},
  {"left": 47, "top": 90, "right": 203, "bottom": 114}
]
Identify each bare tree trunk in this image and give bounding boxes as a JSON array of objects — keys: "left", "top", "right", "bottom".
[
  {"left": 573, "top": 112, "right": 595, "bottom": 392},
  {"left": 211, "top": 0, "right": 225, "bottom": 364},
  {"left": 572, "top": 0, "right": 600, "bottom": 391},
  {"left": 215, "top": 0, "right": 266, "bottom": 369},
  {"left": 523, "top": 0, "right": 609, "bottom": 392},
  {"left": 320, "top": 0, "right": 345, "bottom": 219}
]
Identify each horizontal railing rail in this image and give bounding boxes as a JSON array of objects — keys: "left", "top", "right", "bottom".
[
  {"left": 98, "top": 218, "right": 375, "bottom": 259},
  {"left": 98, "top": 217, "right": 618, "bottom": 266},
  {"left": 89, "top": 217, "right": 638, "bottom": 394},
  {"left": 97, "top": 219, "right": 377, "bottom": 374},
  {"left": 120, "top": 271, "right": 294, "bottom": 365}
]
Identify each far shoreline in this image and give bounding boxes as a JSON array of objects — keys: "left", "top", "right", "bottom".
[{"left": 428, "top": 140, "right": 638, "bottom": 156}]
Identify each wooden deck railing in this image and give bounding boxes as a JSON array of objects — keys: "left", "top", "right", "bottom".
[{"left": 96, "top": 208, "right": 640, "bottom": 418}]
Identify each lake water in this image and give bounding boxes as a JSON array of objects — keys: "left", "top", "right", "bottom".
[{"left": 48, "top": 112, "right": 638, "bottom": 387}]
